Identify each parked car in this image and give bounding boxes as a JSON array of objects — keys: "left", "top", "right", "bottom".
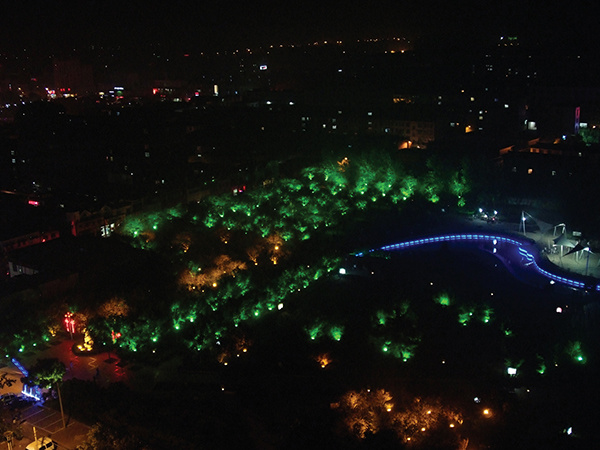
[
  {"left": 0, "top": 393, "right": 17, "bottom": 405},
  {"left": 26, "top": 437, "right": 57, "bottom": 450},
  {"left": 9, "top": 394, "right": 34, "bottom": 410}
]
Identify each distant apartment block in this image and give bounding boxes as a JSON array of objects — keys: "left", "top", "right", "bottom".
[{"left": 66, "top": 202, "right": 132, "bottom": 237}]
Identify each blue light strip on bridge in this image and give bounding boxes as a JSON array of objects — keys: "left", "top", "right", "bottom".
[
  {"left": 11, "top": 358, "right": 28, "bottom": 377},
  {"left": 369, "top": 233, "right": 596, "bottom": 291},
  {"left": 12, "top": 357, "right": 43, "bottom": 401}
]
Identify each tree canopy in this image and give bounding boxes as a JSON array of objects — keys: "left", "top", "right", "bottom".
[{"left": 22, "top": 358, "right": 65, "bottom": 389}]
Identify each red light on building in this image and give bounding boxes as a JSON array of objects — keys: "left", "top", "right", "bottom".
[{"left": 28, "top": 200, "right": 39, "bottom": 207}]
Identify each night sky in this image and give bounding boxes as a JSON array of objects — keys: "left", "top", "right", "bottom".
[{"left": 1, "top": 0, "right": 599, "bottom": 55}]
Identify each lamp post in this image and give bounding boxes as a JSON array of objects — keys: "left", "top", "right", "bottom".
[
  {"left": 585, "top": 243, "right": 590, "bottom": 276},
  {"left": 51, "top": 382, "right": 67, "bottom": 429},
  {"left": 4, "top": 431, "right": 13, "bottom": 450},
  {"left": 64, "top": 312, "right": 75, "bottom": 340},
  {"left": 520, "top": 211, "right": 527, "bottom": 236}
]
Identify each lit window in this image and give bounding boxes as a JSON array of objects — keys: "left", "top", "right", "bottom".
[{"left": 527, "top": 168, "right": 533, "bottom": 174}]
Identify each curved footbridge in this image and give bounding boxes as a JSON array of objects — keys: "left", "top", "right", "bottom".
[{"left": 357, "top": 232, "right": 599, "bottom": 293}]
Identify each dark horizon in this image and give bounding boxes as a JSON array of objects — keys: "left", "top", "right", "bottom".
[{"left": 1, "top": 0, "right": 599, "bottom": 56}]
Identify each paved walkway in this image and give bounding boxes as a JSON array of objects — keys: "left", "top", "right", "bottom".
[
  {"left": 17, "top": 339, "right": 131, "bottom": 387},
  {"left": 457, "top": 215, "right": 600, "bottom": 281},
  {"left": 0, "top": 401, "right": 90, "bottom": 450},
  {"left": 1, "top": 340, "right": 127, "bottom": 450},
  {"left": 19, "top": 403, "right": 90, "bottom": 450}
]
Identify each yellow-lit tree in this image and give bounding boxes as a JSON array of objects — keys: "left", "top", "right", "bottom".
[
  {"left": 336, "top": 389, "right": 464, "bottom": 446},
  {"left": 98, "top": 297, "right": 130, "bottom": 318},
  {"left": 336, "top": 389, "right": 394, "bottom": 439}
]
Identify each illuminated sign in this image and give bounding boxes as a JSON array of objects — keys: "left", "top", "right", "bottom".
[
  {"left": 232, "top": 185, "right": 246, "bottom": 195},
  {"left": 101, "top": 223, "right": 115, "bottom": 238},
  {"left": 260, "top": 65, "right": 268, "bottom": 71}
]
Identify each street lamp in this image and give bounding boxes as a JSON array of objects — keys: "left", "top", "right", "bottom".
[
  {"left": 64, "top": 312, "right": 75, "bottom": 339},
  {"left": 585, "top": 243, "right": 591, "bottom": 276}
]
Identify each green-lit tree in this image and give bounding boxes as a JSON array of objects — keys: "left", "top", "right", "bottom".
[
  {"left": 22, "top": 358, "right": 65, "bottom": 389},
  {"left": 580, "top": 127, "right": 600, "bottom": 145},
  {"left": 22, "top": 358, "right": 67, "bottom": 428}
]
